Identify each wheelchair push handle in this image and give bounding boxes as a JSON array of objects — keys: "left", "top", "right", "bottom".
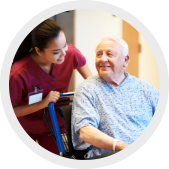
[{"left": 60, "top": 92, "right": 74, "bottom": 97}]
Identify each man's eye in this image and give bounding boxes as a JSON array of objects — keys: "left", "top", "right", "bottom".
[
  {"left": 108, "top": 53, "right": 114, "bottom": 57},
  {"left": 97, "top": 53, "right": 102, "bottom": 57}
]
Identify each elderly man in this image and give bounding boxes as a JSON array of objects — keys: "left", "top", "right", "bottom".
[{"left": 71, "top": 35, "right": 159, "bottom": 158}]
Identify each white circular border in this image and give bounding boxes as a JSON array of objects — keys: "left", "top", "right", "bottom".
[{"left": 1, "top": 1, "right": 169, "bottom": 168}]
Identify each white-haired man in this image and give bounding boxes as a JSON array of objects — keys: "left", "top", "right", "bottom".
[{"left": 71, "top": 35, "right": 159, "bottom": 158}]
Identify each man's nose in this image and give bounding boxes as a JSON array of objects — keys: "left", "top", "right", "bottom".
[{"left": 101, "top": 53, "right": 108, "bottom": 61}]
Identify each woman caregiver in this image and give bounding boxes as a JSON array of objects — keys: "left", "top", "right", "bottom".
[{"left": 9, "top": 19, "right": 92, "bottom": 154}]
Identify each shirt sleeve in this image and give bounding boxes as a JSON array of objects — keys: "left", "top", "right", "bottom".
[
  {"left": 147, "top": 84, "right": 159, "bottom": 115},
  {"left": 141, "top": 81, "right": 159, "bottom": 116},
  {"left": 9, "top": 74, "right": 24, "bottom": 107},
  {"left": 71, "top": 85, "right": 100, "bottom": 150},
  {"left": 71, "top": 45, "right": 86, "bottom": 69}
]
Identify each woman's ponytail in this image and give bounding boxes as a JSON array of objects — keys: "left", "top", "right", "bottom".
[{"left": 13, "top": 32, "right": 32, "bottom": 64}]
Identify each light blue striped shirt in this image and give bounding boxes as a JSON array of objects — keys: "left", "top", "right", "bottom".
[{"left": 71, "top": 72, "right": 159, "bottom": 158}]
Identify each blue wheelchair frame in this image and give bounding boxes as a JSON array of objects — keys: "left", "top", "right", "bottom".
[{"left": 42, "top": 92, "right": 74, "bottom": 157}]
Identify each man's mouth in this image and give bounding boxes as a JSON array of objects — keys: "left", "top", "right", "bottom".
[{"left": 100, "top": 66, "right": 110, "bottom": 68}]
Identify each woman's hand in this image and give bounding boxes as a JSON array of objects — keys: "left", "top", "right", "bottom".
[{"left": 42, "top": 91, "right": 60, "bottom": 107}]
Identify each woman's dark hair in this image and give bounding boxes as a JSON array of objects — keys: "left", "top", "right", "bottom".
[{"left": 13, "top": 19, "right": 62, "bottom": 64}]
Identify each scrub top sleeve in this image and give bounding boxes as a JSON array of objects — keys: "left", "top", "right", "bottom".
[
  {"left": 72, "top": 46, "right": 86, "bottom": 69},
  {"left": 9, "top": 75, "right": 23, "bottom": 107}
]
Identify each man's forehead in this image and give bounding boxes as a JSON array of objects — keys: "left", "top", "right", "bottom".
[{"left": 96, "top": 40, "right": 119, "bottom": 52}]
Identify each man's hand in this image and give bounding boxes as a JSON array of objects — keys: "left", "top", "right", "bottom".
[{"left": 116, "top": 141, "right": 129, "bottom": 151}]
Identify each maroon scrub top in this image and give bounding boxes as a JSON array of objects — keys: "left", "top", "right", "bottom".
[{"left": 9, "top": 44, "right": 86, "bottom": 134}]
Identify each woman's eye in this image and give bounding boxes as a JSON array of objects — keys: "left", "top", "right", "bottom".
[{"left": 54, "top": 51, "right": 59, "bottom": 55}]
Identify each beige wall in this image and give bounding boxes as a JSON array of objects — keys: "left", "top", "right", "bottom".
[
  {"left": 139, "top": 35, "right": 160, "bottom": 90},
  {"left": 74, "top": 9, "right": 122, "bottom": 86},
  {"left": 74, "top": 9, "right": 160, "bottom": 90}
]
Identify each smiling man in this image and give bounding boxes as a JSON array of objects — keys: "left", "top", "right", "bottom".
[{"left": 71, "top": 35, "right": 159, "bottom": 158}]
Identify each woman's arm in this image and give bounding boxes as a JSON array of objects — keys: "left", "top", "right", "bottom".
[
  {"left": 14, "top": 101, "right": 46, "bottom": 117},
  {"left": 79, "top": 126, "right": 129, "bottom": 151},
  {"left": 14, "top": 91, "right": 60, "bottom": 117},
  {"left": 77, "top": 63, "right": 92, "bottom": 79}
]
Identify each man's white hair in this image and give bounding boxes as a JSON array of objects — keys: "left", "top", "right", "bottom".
[{"left": 95, "top": 35, "right": 129, "bottom": 57}]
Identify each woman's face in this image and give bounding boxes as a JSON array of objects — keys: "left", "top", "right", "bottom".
[{"left": 41, "top": 31, "right": 68, "bottom": 64}]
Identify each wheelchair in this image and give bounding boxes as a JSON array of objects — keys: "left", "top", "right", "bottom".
[{"left": 42, "top": 92, "right": 118, "bottom": 160}]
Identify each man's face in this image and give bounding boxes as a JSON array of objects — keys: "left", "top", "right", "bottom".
[{"left": 95, "top": 40, "right": 128, "bottom": 81}]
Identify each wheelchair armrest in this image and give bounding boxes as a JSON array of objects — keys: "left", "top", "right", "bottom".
[{"left": 55, "top": 100, "right": 73, "bottom": 105}]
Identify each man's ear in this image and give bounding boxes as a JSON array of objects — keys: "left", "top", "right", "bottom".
[
  {"left": 35, "top": 47, "right": 42, "bottom": 56},
  {"left": 123, "top": 55, "right": 130, "bottom": 68}
]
